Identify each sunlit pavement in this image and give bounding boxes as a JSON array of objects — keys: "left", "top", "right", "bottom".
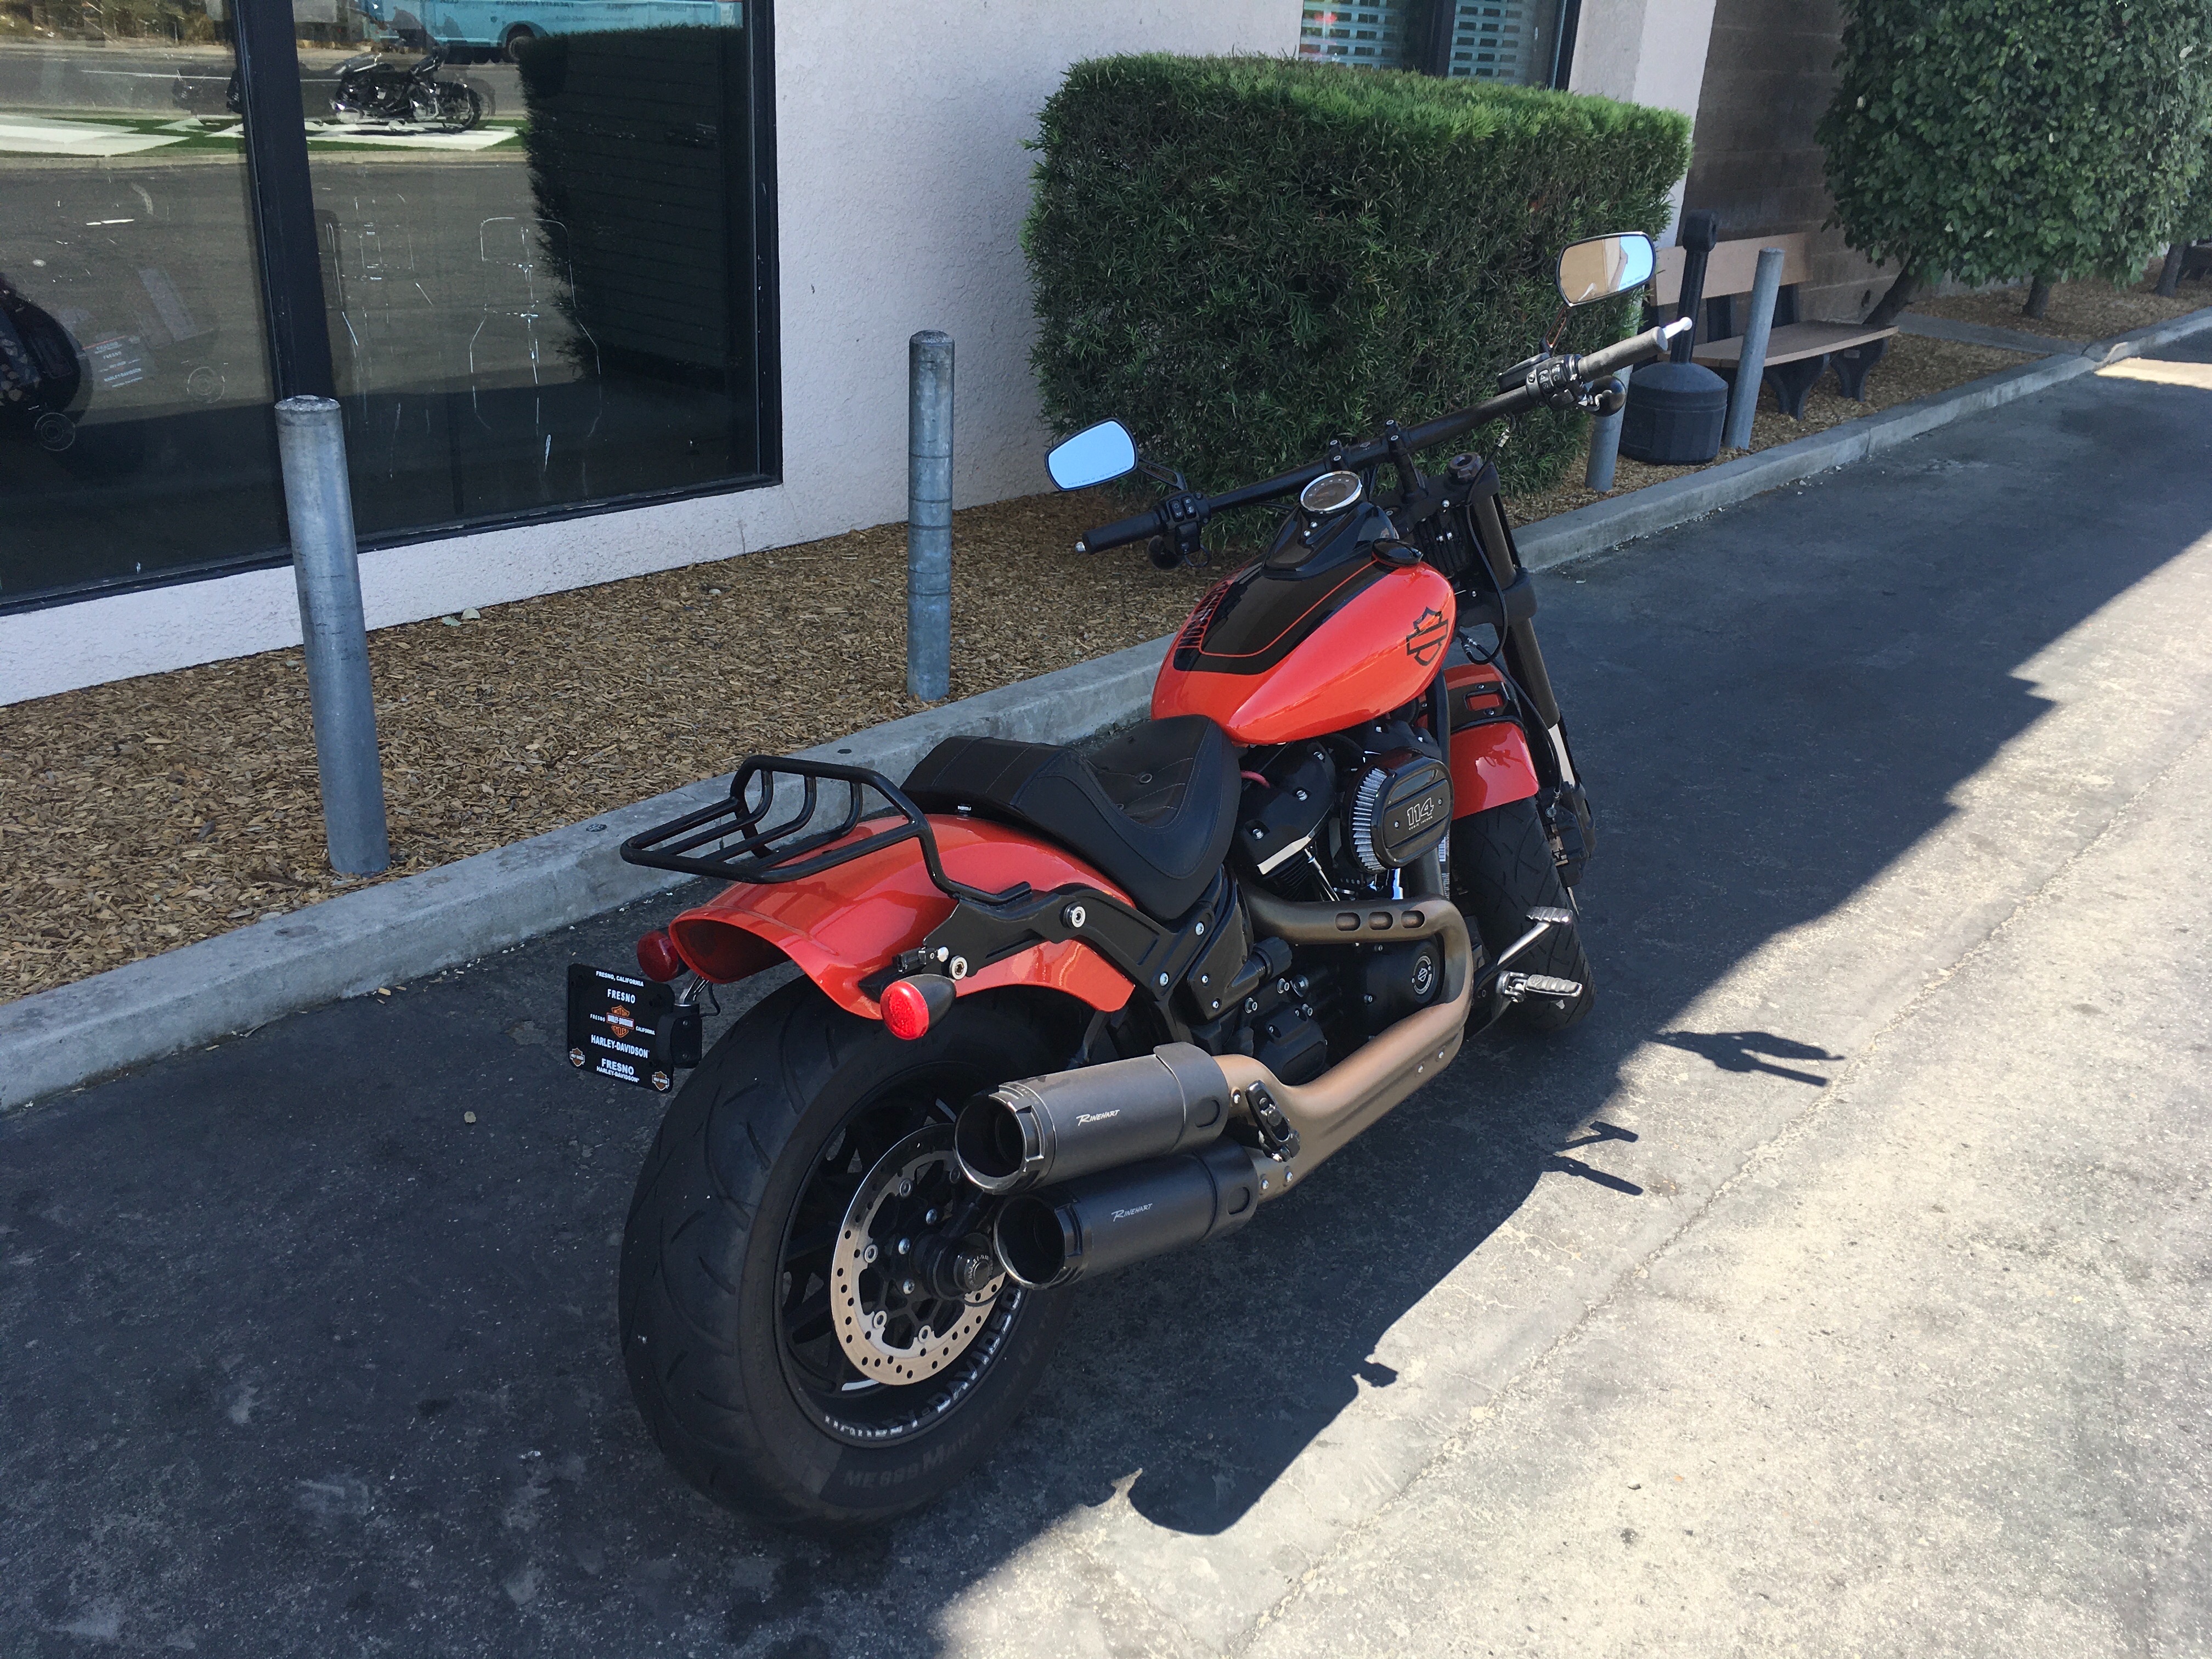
[{"left": 4, "top": 341, "right": 2211, "bottom": 1655}]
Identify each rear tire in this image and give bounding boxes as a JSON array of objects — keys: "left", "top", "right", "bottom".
[
  {"left": 1451, "top": 795, "right": 1594, "bottom": 1032},
  {"left": 618, "top": 979, "right": 1073, "bottom": 1532}
]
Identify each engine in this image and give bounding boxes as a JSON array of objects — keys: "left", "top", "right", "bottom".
[{"left": 1190, "top": 710, "right": 1454, "bottom": 1080}]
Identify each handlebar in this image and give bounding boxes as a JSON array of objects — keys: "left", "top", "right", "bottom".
[{"left": 1075, "top": 318, "right": 1690, "bottom": 555}]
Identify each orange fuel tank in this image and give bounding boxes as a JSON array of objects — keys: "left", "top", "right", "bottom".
[{"left": 1151, "top": 549, "right": 1455, "bottom": 746}]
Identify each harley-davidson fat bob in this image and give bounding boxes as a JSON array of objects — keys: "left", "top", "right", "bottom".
[{"left": 577, "top": 234, "right": 1685, "bottom": 1530}]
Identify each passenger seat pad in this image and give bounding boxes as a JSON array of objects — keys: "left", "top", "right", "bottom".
[{"left": 902, "top": 716, "right": 1240, "bottom": 922}]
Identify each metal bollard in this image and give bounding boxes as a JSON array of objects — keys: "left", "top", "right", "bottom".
[
  {"left": 1585, "top": 358, "right": 1633, "bottom": 492},
  {"left": 907, "top": 331, "right": 953, "bottom": 703},
  {"left": 273, "top": 396, "right": 390, "bottom": 876},
  {"left": 1723, "top": 246, "right": 1785, "bottom": 453}
]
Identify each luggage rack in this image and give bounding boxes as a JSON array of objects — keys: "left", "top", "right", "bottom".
[{"left": 617, "top": 755, "right": 1031, "bottom": 906}]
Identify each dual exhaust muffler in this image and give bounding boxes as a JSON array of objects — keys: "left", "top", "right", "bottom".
[{"left": 956, "top": 1043, "right": 1264, "bottom": 1288}]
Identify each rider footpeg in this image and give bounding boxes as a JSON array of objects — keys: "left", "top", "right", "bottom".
[
  {"left": 1525, "top": 906, "right": 1575, "bottom": 927},
  {"left": 1497, "top": 971, "right": 1583, "bottom": 1003}
]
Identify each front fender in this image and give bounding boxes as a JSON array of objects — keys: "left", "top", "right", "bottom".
[
  {"left": 1446, "top": 659, "right": 1540, "bottom": 814},
  {"left": 665, "top": 816, "right": 1136, "bottom": 1020}
]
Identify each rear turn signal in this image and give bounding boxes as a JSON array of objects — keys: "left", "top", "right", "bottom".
[
  {"left": 635, "top": 928, "right": 685, "bottom": 983},
  {"left": 880, "top": 974, "right": 958, "bottom": 1041}
]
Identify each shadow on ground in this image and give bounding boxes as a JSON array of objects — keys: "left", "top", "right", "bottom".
[{"left": 4, "top": 354, "right": 2209, "bottom": 1655}]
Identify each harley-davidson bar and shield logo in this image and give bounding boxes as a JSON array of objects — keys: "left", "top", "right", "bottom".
[{"left": 1404, "top": 606, "right": 1449, "bottom": 666}]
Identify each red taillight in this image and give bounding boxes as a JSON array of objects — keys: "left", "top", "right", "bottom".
[
  {"left": 881, "top": 978, "right": 934, "bottom": 1041},
  {"left": 636, "top": 928, "right": 685, "bottom": 983}
]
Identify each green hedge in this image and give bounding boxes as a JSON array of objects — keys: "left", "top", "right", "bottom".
[
  {"left": 1820, "top": 0, "right": 2212, "bottom": 293},
  {"left": 1023, "top": 55, "right": 1690, "bottom": 499}
]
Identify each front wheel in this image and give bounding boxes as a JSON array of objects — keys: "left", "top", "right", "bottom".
[
  {"left": 1451, "top": 795, "right": 1595, "bottom": 1033},
  {"left": 618, "top": 979, "right": 1074, "bottom": 1532}
]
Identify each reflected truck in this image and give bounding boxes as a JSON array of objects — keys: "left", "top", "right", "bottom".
[{"left": 354, "top": 0, "right": 743, "bottom": 61}]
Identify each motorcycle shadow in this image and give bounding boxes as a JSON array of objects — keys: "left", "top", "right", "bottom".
[{"left": 978, "top": 1013, "right": 1651, "bottom": 1539}]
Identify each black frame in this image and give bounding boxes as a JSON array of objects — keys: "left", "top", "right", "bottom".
[{"left": 0, "top": 0, "right": 782, "bottom": 620}]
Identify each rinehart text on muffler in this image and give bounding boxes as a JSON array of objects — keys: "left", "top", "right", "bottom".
[{"left": 956, "top": 1043, "right": 1265, "bottom": 1287}]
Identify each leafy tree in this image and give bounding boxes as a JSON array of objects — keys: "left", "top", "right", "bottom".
[{"left": 1820, "top": 0, "right": 2212, "bottom": 324}]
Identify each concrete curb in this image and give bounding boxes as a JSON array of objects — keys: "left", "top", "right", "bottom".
[
  {"left": 0, "top": 636, "right": 1170, "bottom": 1111},
  {"left": 1895, "top": 313, "right": 2072, "bottom": 355},
  {"left": 9, "top": 301, "right": 2210, "bottom": 1111},
  {"left": 1515, "top": 301, "right": 2212, "bottom": 572}
]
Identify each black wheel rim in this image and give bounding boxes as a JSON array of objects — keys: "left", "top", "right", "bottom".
[{"left": 774, "top": 1060, "right": 1028, "bottom": 1447}]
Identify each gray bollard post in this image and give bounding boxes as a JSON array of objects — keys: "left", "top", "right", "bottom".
[
  {"left": 1723, "top": 246, "right": 1785, "bottom": 453},
  {"left": 906, "top": 331, "right": 953, "bottom": 703},
  {"left": 274, "top": 396, "right": 390, "bottom": 876},
  {"left": 1584, "top": 358, "right": 1633, "bottom": 492}
]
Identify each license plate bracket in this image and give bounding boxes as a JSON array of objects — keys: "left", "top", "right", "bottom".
[{"left": 566, "top": 964, "right": 700, "bottom": 1092}]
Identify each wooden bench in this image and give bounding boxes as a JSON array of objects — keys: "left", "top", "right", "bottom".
[{"left": 1652, "top": 232, "right": 1897, "bottom": 419}]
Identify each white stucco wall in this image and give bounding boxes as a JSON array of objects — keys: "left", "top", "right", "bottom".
[
  {"left": 2, "top": 0, "right": 1297, "bottom": 705},
  {"left": 1567, "top": 0, "right": 1719, "bottom": 241}
]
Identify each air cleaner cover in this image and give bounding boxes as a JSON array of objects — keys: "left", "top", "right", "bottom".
[{"left": 1345, "top": 751, "right": 1452, "bottom": 871}]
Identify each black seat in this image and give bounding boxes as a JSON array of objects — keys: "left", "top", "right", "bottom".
[{"left": 902, "top": 715, "right": 1240, "bottom": 921}]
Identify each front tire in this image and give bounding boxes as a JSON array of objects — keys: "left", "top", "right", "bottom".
[
  {"left": 1451, "top": 795, "right": 1594, "bottom": 1032},
  {"left": 618, "top": 980, "right": 1074, "bottom": 1532}
]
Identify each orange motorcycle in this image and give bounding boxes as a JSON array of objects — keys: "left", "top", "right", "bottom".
[{"left": 570, "top": 234, "right": 1685, "bottom": 1530}]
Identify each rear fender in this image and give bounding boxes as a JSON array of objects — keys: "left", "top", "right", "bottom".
[
  {"left": 664, "top": 815, "right": 1135, "bottom": 1021},
  {"left": 1445, "top": 659, "right": 1539, "bottom": 815}
]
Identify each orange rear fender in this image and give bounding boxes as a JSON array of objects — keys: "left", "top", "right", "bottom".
[{"left": 664, "top": 816, "right": 1136, "bottom": 1020}]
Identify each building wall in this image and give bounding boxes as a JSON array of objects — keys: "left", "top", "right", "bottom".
[
  {"left": 2, "top": 0, "right": 1296, "bottom": 706},
  {"left": 1566, "top": 0, "right": 1720, "bottom": 239},
  {"left": 1681, "top": 0, "right": 1891, "bottom": 320}
]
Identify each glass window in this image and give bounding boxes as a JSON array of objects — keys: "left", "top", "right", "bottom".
[
  {"left": 302, "top": 1, "right": 774, "bottom": 544},
  {"left": 0, "top": 0, "right": 288, "bottom": 606},
  {"left": 0, "top": 0, "right": 775, "bottom": 613}
]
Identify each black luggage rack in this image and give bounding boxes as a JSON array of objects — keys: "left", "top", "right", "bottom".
[{"left": 618, "top": 755, "right": 1029, "bottom": 906}]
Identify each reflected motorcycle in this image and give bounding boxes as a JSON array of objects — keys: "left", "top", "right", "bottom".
[
  {"left": 568, "top": 233, "right": 1685, "bottom": 1531},
  {"left": 330, "top": 44, "right": 483, "bottom": 132}
]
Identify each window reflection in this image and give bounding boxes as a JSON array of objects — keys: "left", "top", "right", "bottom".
[
  {"left": 0, "top": 0, "right": 285, "bottom": 603},
  {"left": 2, "top": 0, "right": 771, "bottom": 610},
  {"left": 302, "top": 1, "right": 769, "bottom": 541}
]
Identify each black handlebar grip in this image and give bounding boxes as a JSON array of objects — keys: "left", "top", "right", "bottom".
[
  {"left": 1074, "top": 506, "right": 1165, "bottom": 555},
  {"left": 1577, "top": 319, "right": 1692, "bottom": 383}
]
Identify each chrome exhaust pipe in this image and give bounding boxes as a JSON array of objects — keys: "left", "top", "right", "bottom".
[
  {"left": 991, "top": 1141, "right": 1264, "bottom": 1288},
  {"left": 955, "top": 1042, "right": 1231, "bottom": 1195}
]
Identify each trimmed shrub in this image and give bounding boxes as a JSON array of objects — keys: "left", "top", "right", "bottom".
[
  {"left": 1821, "top": 0, "right": 2212, "bottom": 321},
  {"left": 1023, "top": 55, "right": 1690, "bottom": 499}
]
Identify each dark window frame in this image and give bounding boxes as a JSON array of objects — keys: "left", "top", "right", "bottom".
[{"left": 0, "top": 0, "right": 782, "bottom": 620}]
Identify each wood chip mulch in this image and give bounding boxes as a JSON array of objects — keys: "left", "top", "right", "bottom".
[
  {"left": 0, "top": 328, "right": 2040, "bottom": 1005},
  {"left": 1914, "top": 270, "right": 2211, "bottom": 342}
]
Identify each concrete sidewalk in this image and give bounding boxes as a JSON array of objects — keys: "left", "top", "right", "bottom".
[{"left": 4, "top": 341, "right": 2212, "bottom": 1656}]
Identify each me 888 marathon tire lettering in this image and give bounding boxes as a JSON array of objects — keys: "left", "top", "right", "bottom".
[{"left": 617, "top": 979, "right": 1074, "bottom": 1532}]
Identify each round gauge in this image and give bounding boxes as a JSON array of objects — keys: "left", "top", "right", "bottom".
[{"left": 1299, "top": 469, "right": 1363, "bottom": 516}]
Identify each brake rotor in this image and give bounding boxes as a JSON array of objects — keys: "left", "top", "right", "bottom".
[{"left": 830, "top": 1124, "right": 1003, "bottom": 1385}]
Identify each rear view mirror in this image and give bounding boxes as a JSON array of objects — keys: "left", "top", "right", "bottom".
[
  {"left": 1556, "top": 233, "right": 1656, "bottom": 307},
  {"left": 1046, "top": 419, "right": 1138, "bottom": 490}
]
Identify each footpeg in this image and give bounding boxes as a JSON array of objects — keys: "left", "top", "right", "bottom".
[
  {"left": 1497, "top": 970, "right": 1583, "bottom": 1002},
  {"left": 1525, "top": 906, "right": 1575, "bottom": 926}
]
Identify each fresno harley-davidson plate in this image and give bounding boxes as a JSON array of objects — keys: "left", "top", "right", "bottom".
[{"left": 566, "top": 964, "right": 690, "bottom": 1092}]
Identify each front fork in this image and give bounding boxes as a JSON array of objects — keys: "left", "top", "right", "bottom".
[{"left": 1463, "top": 488, "right": 1595, "bottom": 888}]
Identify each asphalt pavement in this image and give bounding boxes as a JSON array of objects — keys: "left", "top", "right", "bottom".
[{"left": 4, "top": 341, "right": 2211, "bottom": 1656}]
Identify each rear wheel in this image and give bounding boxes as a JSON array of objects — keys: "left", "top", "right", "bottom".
[
  {"left": 501, "top": 24, "right": 537, "bottom": 61},
  {"left": 618, "top": 979, "right": 1074, "bottom": 1532},
  {"left": 1451, "top": 795, "right": 1594, "bottom": 1033}
]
